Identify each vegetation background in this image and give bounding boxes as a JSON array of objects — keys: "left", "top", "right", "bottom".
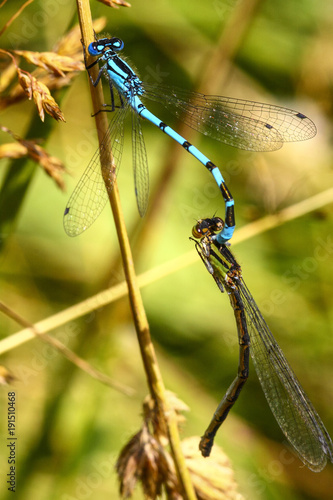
[{"left": 0, "top": 0, "right": 332, "bottom": 498}]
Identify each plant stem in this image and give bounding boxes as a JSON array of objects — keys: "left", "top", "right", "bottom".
[{"left": 75, "top": 1, "right": 197, "bottom": 498}]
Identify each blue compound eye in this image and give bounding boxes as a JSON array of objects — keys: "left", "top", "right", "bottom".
[
  {"left": 109, "top": 37, "right": 124, "bottom": 51},
  {"left": 88, "top": 41, "right": 103, "bottom": 56},
  {"left": 89, "top": 38, "right": 124, "bottom": 55}
]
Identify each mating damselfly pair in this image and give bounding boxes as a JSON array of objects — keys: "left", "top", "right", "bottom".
[
  {"left": 63, "top": 35, "right": 332, "bottom": 471},
  {"left": 63, "top": 36, "right": 316, "bottom": 242}
]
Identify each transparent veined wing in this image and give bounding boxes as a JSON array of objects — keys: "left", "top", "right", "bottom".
[
  {"left": 204, "top": 241, "right": 333, "bottom": 472},
  {"left": 237, "top": 276, "right": 333, "bottom": 472},
  {"left": 143, "top": 83, "right": 316, "bottom": 152},
  {"left": 131, "top": 105, "right": 149, "bottom": 217},
  {"left": 63, "top": 104, "right": 128, "bottom": 237}
]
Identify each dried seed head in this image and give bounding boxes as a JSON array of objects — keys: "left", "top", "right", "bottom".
[
  {"left": 165, "top": 390, "right": 190, "bottom": 423},
  {"left": 116, "top": 423, "right": 181, "bottom": 499},
  {"left": 54, "top": 18, "right": 106, "bottom": 57},
  {"left": 16, "top": 70, "right": 65, "bottom": 122},
  {"left": 142, "top": 391, "right": 189, "bottom": 441},
  {"left": 0, "top": 366, "right": 17, "bottom": 386},
  {"left": 182, "top": 437, "right": 244, "bottom": 500},
  {"left": 13, "top": 50, "right": 84, "bottom": 77},
  {"left": 0, "top": 125, "right": 66, "bottom": 189},
  {"left": 0, "top": 62, "right": 17, "bottom": 93},
  {"left": 0, "top": 142, "right": 27, "bottom": 159}
]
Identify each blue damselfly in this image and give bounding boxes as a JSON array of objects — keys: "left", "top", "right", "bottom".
[{"left": 64, "top": 36, "right": 316, "bottom": 242}]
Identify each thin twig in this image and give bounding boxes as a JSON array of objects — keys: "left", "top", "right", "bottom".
[
  {"left": 0, "top": 0, "right": 34, "bottom": 38},
  {"left": 0, "top": 301, "right": 134, "bottom": 395}
]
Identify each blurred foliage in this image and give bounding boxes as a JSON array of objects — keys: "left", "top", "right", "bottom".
[{"left": 0, "top": 0, "right": 333, "bottom": 499}]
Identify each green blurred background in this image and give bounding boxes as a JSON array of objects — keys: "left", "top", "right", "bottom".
[{"left": 0, "top": 0, "right": 333, "bottom": 498}]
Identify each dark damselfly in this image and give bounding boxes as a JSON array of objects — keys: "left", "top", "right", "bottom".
[{"left": 191, "top": 217, "right": 333, "bottom": 472}]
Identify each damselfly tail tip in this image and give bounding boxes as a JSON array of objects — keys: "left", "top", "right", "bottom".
[{"left": 199, "top": 436, "right": 213, "bottom": 458}]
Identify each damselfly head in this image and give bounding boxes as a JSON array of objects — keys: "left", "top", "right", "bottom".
[
  {"left": 89, "top": 37, "right": 124, "bottom": 56},
  {"left": 105, "top": 37, "right": 124, "bottom": 51},
  {"left": 192, "top": 217, "right": 224, "bottom": 239}
]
